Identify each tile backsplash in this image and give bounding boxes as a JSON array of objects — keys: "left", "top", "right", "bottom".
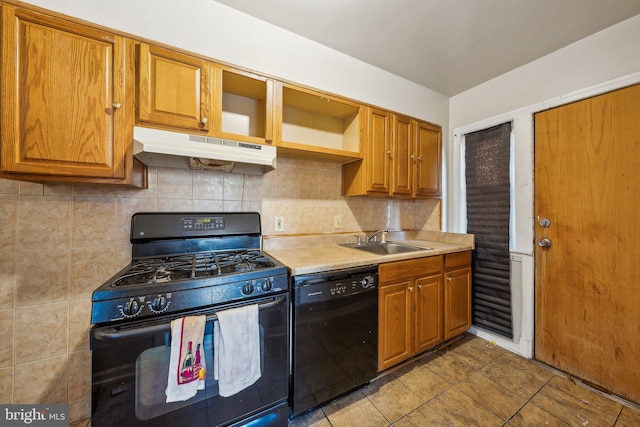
[{"left": 0, "top": 156, "right": 440, "bottom": 421}]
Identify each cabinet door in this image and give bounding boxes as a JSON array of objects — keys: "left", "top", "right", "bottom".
[
  {"left": 444, "top": 267, "right": 472, "bottom": 339},
  {"left": 415, "top": 274, "right": 444, "bottom": 352},
  {"left": 138, "top": 43, "right": 211, "bottom": 131},
  {"left": 1, "top": 6, "right": 126, "bottom": 179},
  {"left": 378, "top": 281, "right": 413, "bottom": 371},
  {"left": 390, "top": 115, "right": 413, "bottom": 197},
  {"left": 366, "top": 108, "right": 391, "bottom": 195},
  {"left": 414, "top": 121, "right": 442, "bottom": 197}
]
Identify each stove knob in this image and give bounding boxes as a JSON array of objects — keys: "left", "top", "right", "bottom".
[
  {"left": 122, "top": 299, "right": 140, "bottom": 316},
  {"left": 242, "top": 282, "right": 254, "bottom": 295},
  {"left": 151, "top": 296, "right": 168, "bottom": 312},
  {"left": 261, "top": 278, "right": 273, "bottom": 292}
]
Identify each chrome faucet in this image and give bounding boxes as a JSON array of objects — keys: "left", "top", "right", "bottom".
[{"left": 366, "top": 229, "right": 388, "bottom": 243}]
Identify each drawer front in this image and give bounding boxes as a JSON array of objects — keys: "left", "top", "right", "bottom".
[
  {"left": 445, "top": 251, "right": 472, "bottom": 270},
  {"left": 379, "top": 255, "right": 443, "bottom": 283}
]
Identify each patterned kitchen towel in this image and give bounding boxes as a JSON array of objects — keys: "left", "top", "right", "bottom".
[
  {"left": 214, "top": 304, "right": 261, "bottom": 397},
  {"left": 165, "top": 315, "right": 206, "bottom": 403}
]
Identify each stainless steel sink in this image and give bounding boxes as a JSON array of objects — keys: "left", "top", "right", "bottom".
[{"left": 340, "top": 241, "right": 432, "bottom": 255}]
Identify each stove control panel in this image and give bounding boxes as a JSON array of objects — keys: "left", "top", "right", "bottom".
[
  {"left": 181, "top": 216, "right": 225, "bottom": 231},
  {"left": 91, "top": 274, "right": 288, "bottom": 324}
]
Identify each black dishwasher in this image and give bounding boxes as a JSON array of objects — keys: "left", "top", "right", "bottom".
[{"left": 290, "top": 265, "right": 378, "bottom": 416}]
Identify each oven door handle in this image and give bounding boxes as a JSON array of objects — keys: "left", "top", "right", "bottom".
[{"left": 92, "top": 295, "right": 286, "bottom": 341}]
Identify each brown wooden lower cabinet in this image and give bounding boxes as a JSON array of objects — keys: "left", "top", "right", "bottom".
[{"left": 378, "top": 251, "right": 471, "bottom": 372}]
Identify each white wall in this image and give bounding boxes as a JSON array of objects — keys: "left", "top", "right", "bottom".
[
  {"left": 448, "top": 14, "right": 640, "bottom": 356},
  {"left": 22, "top": 0, "right": 448, "bottom": 128}
]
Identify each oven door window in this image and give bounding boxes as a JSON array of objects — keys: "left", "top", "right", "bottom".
[{"left": 135, "top": 321, "right": 264, "bottom": 420}]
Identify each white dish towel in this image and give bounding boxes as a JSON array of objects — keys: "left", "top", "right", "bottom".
[
  {"left": 214, "top": 304, "right": 261, "bottom": 397},
  {"left": 165, "top": 315, "right": 206, "bottom": 403}
]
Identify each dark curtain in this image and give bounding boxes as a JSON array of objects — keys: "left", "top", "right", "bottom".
[{"left": 465, "top": 122, "right": 512, "bottom": 338}]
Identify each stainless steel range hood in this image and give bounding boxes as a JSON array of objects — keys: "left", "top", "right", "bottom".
[{"left": 133, "top": 127, "right": 276, "bottom": 175}]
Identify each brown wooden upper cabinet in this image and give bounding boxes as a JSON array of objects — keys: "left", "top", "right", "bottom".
[
  {"left": 343, "top": 108, "right": 442, "bottom": 197},
  {"left": 137, "top": 43, "right": 211, "bottom": 132},
  {"left": 414, "top": 121, "right": 442, "bottom": 197},
  {"left": 275, "top": 82, "right": 363, "bottom": 162},
  {"left": 0, "top": 5, "right": 144, "bottom": 186},
  {"left": 343, "top": 107, "right": 391, "bottom": 196}
]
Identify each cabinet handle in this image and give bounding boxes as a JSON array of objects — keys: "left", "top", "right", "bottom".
[
  {"left": 447, "top": 277, "right": 452, "bottom": 282},
  {"left": 410, "top": 154, "right": 415, "bottom": 160},
  {"left": 112, "top": 102, "right": 122, "bottom": 110},
  {"left": 417, "top": 284, "right": 422, "bottom": 289},
  {"left": 386, "top": 150, "right": 391, "bottom": 155},
  {"left": 417, "top": 156, "right": 422, "bottom": 161},
  {"left": 408, "top": 286, "right": 413, "bottom": 292},
  {"left": 201, "top": 117, "right": 208, "bottom": 124}
]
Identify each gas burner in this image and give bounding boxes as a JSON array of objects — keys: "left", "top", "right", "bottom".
[{"left": 235, "top": 262, "right": 255, "bottom": 272}]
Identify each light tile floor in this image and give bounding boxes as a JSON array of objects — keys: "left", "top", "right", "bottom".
[{"left": 290, "top": 334, "right": 640, "bottom": 426}]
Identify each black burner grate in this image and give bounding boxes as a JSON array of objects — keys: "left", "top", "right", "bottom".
[{"left": 112, "top": 250, "right": 276, "bottom": 287}]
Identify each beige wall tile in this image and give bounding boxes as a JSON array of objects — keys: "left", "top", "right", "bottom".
[
  {"left": 193, "top": 199, "right": 224, "bottom": 212},
  {"left": 17, "top": 195, "right": 71, "bottom": 251},
  {"left": 157, "top": 168, "right": 192, "bottom": 199},
  {"left": 0, "top": 178, "right": 19, "bottom": 194},
  {"left": 0, "top": 310, "right": 14, "bottom": 368},
  {"left": 19, "top": 182, "right": 44, "bottom": 195},
  {"left": 156, "top": 198, "right": 193, "bottom": 211},
  {"left": 16, "top": 250, "right": 69, "bottom": 307},
  {"left": 69, "top": 300, "right": 92, "bottom": 352},
  {"left": 68, "top": 351, "right": 91, "bottom": 421},
  {"left": 14, "top": 355, "right": 68, "bottom": 405},
  {"left": 276, "top": 165, "right": 300, "bottom": 199},
  {"left": 44, "top": 184, "right": 73, "bottom": 196},
  {"left": 0, "top": 367, "right": 13, "bottom": 403},
  {"left": 0, "top": 252, "right": 15, "bottom": 310},
  {"left": 70, "top": 248, "right": 116, "bottom": 301},
  {"left": 15, "top": 302, "right": 68, "bottom": 364},
  {"left": 247, "top": 170, "right": 277, "bottom": 202},
  {"left": 223, "top": 173, "right": 246, "bottom": 201},
  {"left": 193, "top": 170, "right": 224, "bottom": 200},
  {"left": 0, "top": 195, "right": 17, "bottom": 252},
  {"left": 115, "top": 198, "right": 157, "bottom": 246},
  {"left": 71, "top": 196, "right": 117, "bottom": 248}
]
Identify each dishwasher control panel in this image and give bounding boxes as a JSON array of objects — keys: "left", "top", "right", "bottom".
[{"left": 293, "top": 266, "right": 377, "bottom": 305}]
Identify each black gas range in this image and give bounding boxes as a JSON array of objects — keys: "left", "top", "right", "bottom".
[
  {"left": 90, "top": 212, "right": 290, "bottom": 427},
  {"left": 90, "top": 212, "right": 288, "bottom": 325}
]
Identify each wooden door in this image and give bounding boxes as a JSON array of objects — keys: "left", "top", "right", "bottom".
[
  {"left": 390, "top": 114, "right": 413, "bottom": 197},
  {"left": 138, "top": 43, "right": 211, "bottom": 131},
  {"left": 414, "top": 121, "right": 442, "bottom": 197},
  {"left": 366, "top": 108, "right": 391, "bottom": 195},
  {"left": 534, "top": 84, "right": 640, "bottom": 403},
  {"left": 1, "top": 6, "right": 126, "bottom": 178},
  {"left": 415, "top": 274, "right": 444, "bottom": 352},
  {"left": 378, "top": 281, "right": 412, "bottom": 371}
]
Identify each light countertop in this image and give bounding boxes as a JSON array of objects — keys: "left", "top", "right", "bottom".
[{"left": 265, "top": 234, "right": 474, "bottom": 276}]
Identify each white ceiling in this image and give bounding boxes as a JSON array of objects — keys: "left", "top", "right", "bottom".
[{"left": 213, "top": 0, "right": 640, "bottom": 96}]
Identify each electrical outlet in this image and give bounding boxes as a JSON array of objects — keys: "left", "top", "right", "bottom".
[
  {"left": 333, "top": 215, "right": 343, "bottom": 229},
  {"left": 275, "top": 216, "right": 284, "bottom": 232}
]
